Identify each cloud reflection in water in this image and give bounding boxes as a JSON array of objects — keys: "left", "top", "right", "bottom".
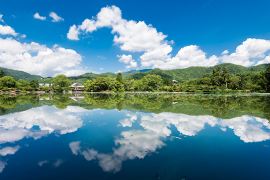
[
  {"left": 69, "top": 111, "right": 270, "bottom": 173},
  {"left": 0, "top": 105, "right": 87, "bottom": 173}
]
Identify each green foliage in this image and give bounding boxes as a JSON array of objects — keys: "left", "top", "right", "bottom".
[
  {"left": 1, "top": 93, "right": 270, "bottom": 120},
  {"left": 140, "top": 74, "right": 163, "bottom": 91},
  {"left": 265, "top": 66, "right": 270, "bottom": 92},
  {"left": 30, "top": 80, "right": 39, "bottom": 90},
  {"left": 52, "top": 75, "right": 71, "bottom": 92},
  {"left": 0, "top": 70, "right": 4, "bottom": 78},
  {"left": 0, "top": 76, "right": 16, "bottom": 89},
  {"left": 116, "top": 73, "right": 123, "bottom": 83},
  {"left": 80, "top": 93, "right": 270, "bottom": 120},
  {"left": 84, "top": 77, "right": 124, "bottom": 92},
  {"left": 228, "top": 75, "right": 241, "bottom": 90},
  {"left": 210, "top": 67, "right": 230, "bottom": 88},
  {"left": 0, "top": 63, "right": 270, "bottom": 93},
  {"left": 17, "top": 79, "right": 31, "bottom": 91}
]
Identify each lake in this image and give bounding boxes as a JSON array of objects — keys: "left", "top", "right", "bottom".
[{"left": 0, "top": 93, "right": 270, "bottom": 180}]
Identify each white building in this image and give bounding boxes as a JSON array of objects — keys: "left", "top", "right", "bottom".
[
  {"left": 39, "top": 83, "right": 52, "bottom": 87},
  {"left": 70, "top": 83, "right": 84, "bottom": 91}
]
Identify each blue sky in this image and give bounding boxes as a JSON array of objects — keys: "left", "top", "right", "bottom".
[{"left": 0, "top": 0, "right": 270, "bottom": 76}]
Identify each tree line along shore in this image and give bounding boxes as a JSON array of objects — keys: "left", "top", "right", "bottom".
[{"left": 0, "top": 65, "right": 270, "bottom": 94}]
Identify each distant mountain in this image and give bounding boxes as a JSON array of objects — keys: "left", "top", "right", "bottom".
[
  {"left": 0, "top": 67, "right": 42, "bottom": 80},
  {"left": 124, "top": 69, "right": 152, "bottom": 74},
  {"left": 1, "top": 63, "right": 269, "bottom": 82},
  {"left": 127, "top": 63, "right": 270, "bottom": 81},
  {"left": 69, "top": 72, "right": 116, "bottom": 83}
]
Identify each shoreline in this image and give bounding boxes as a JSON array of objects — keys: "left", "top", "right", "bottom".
[{"left": 0, "top": 91, "right": 270, "bottom": 97}]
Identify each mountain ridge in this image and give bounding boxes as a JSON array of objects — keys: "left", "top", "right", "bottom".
[
  {"left": 0, "top": 67, "right": 42, "bottom": 81},
  {"left": 1, "top": 63, "right": 269, "bottom": 82}
]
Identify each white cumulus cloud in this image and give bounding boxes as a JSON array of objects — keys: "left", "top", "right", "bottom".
[
  {"left": 68, "top": 5, "right": 270, "bottom": 69},
  {"left": 0, "top": 38, "right": 86, "bottom": 76},
  {"left": 0, "top": 105, "right": 87, "bottom": 145},
  {"left": 0, "top": 24, "right": 17, "bottom": 36},
  {"left": 118, "top": 54, "right": 138, "bottom": 68},
  {"left": 67, "top": 25, "right": 79, "bottom": 40},
  {"left": 220, "top": 38, "right": 270, "bottom": 66},
  {"left": 33, "top": 12, "right": 46, "bottom": 21},
  {"left": 0, "top": 146, "right": 20, "bottom": 156},
  {"left": 49, "top": 12, "right": 64, "bottom": 22}
]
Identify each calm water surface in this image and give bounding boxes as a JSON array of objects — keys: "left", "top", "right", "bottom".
[{"left": 0, "top": 93, "right": 270, "bottom": 180}]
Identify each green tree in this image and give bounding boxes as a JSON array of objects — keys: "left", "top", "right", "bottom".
[
  {"left": 133, "top": 79, "right": 144, "bottom": 91},
  {"left": 228, "top": 75, "right": 241, "bottom": 90},
  {"left": 0, "top": 76, "right": 16, "bottom": 89},
  {"left": 211, "top": 67, "right": 230, "bottom": 88},
  {"left": 17, "top": 79, "right": 31, "bottom": 91},
  {"left": 84, "top": 77, "right": 112, "bottom": 92},
  {"left": 52, "top": 75, "right": 71, "bottom": 92},
  {"left": 0, "top": 70, "right": 4, "bottom": 78},
  {"left": 116, "top": 73, "right": 123, "bottom": 83},
  {"left": 123, "top": 79, "right": 135, "bottom": 91},
  {"left": 111, "top": 80, "right": 125, "bottom": 92},
  {"left": 84, "top": 77, "right": 125, "bottom": 92},
  {"left": 265, "top": 66, "right": 270, "bottom": 92},
  {"left": 30, "top": 80, "right": 39, "bottom": 90},
  {"left": 222, "top": 68, "right": 230, "bottom": 89},
  {"left": 84, "top": 80, "right": 94, "bottom": 92},
  {"left": 141, "top": 74, "right": 163, "bottom": 91}
]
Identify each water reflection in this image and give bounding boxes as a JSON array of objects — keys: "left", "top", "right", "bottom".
[
  {"left": 141, "top": 113, "right": 270, "bottom": 143},
  {"left": 69, "top": 111, "right": 270, "bottom": 173},
  {"left": 0, "top": 105, "right": 87, "bottom": 173},
  {"left": 0, "top": 94, "right": 270, "bottom": 178},
  {"left": 0, "top": 105, "right": 86, "bottom": 143},
  {"left": 69, "top": 129, "right": 165, "bottom": 172}
]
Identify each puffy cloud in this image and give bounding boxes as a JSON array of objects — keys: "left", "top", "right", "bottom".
[
  {"left": 53, "top": 159, "right": 64, "bottom": 167},
  {"left": 33, "top": 12, "right": 46, "bottom": 21},
  {"left": 69, "top": 141, "right": 81, "bottom": 155},
  {"left": 114, "top": 130, "right": 164, "bottom": 160},
  {"left": 0, "top": 24, "right": 17, "bottom": 36},
  {"left": 0, "top": 105, "right": 86, "bottom": 144},
  {"left": 69, "top": 109, "right": 270, "bottom": 173},
  {"left": 220, "top": 115, "right": 270, "bottom": 143},
  {"left": 118, "top": 54, "right": 138, "bottom": 68},
  {"left": 69, "top": 129, "right": 164, "bottom": 172},
  {"left": 142, "top": 112, "right": 217, "bottom": 136},
  {"left": 0, "top": 105, "right": 87, "bottom": 174},
  {"left": 141, "top": 112, "right": 270, "bottom": 143},
  {"left": 220, "top": 38, "right": 270, "bottom": 66},
  {"left": 0, "top": 14, "right": 4, "bottom": 23},
  {"left": 161, "top": 45, "right": 219, "bottom": 69},
  {"left": 0, "top": 129, "right": 29, "bottom": 144},
  {"left": 67, "top": 6, "right": 172, "bottom": 69},
  {"left": 69, "top": 112, "right": 167, "bottom": 173},
  {"left": 119, "top": 113, "right": 137, "bottom": 127},
  {"left": 0, "top": 161, "right": 5, "bottom": 173},
  {"left": 67, "top": 25, "right": 79, "bottom": 40},
  {"left": 68, "top": 6, "right": 270, "bottom": 69},
  {"left": 49, "top": 12, "right": 64, "bottom": 22},
  {"left": 38, "top": 160, "right": 49, "bottom": 167},
  {"left": 0, "top": 38, "right": 86, "bottom": 76},
  {"left": 0, "top": 146, "right": 20, "bottom": 156}
]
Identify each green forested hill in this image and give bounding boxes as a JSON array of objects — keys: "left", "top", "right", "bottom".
[
  {"left": 0, "top": 67, "right": 42, "bottom": 80},
  {"left": 69, "top": 72, "right": 116, "bottom": 83},
  {"left": 127, "top": 63, "right": 270, "bottom": 82},
  {"left": 1, "top": 63, "right": 269, "bottom": 82},
  {"left": 50, "top": 63, "right": 270, "bottom": 83}
]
